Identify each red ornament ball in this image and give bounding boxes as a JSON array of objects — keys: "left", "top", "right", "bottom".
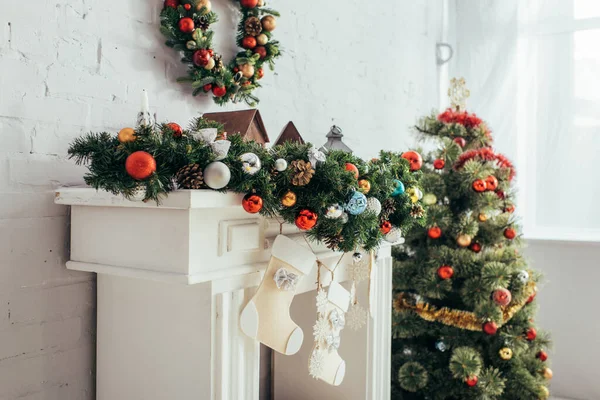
[
  {"left": 401, "top": 151, "right": 423, "bottom": 171},
  {"left": 257, "top": 68, "right": 264, "bottom": 79},
  {"left": 470, "top": 242, "right": 482, "bottom": 253},
  {"left": 453, "top": 137, "right": 467, "bottom": 148},
  {"left": 178, "top": 17, "right": 195, "bottom": 33},
  {"left": 428, "top": 226, "right": 442, "bottom": 239},
  {"left": 242, "top": 193, "right": 263, "bottom": 214},
  {"left": 496, "top": 190, "right": 506, "bottom": 199},
  {"left": 295, "top": 209, "right": 318, "bottom": 230},
  {"left": 526, "top": 292, "right": 537, "bottom": 304},
  {"left": 537, "top": 350, "right": 548, "bottom": 362},
  {"left": 465, "top": 376, "right": 478, "bottom": 387},
  {"left": 345, "top": 163, "right": 359, "bottom": 179},
  {"left": 203, "top": 83, "right": 212, "bottom": 92},
  {"left": 125, "top": 151, "right": 156, "bottom": 180},
  {"left": 240, "top": 0, "right": 258, "bottom": 8},
  {"left": 164, "top": 0, "right": 179, "bottom": 8},
  {"left": 483, "top": 321, "right": 498, "bottom": 335},
  {"left": 485, "top": 175, "right": 499, "bottom": 191},
  {"left": 433, "top": 158, "right": 445, "bottom": 170},
  {"left": 212, "top": 86, "right": 227, "bottom": 97},
  {"left": 254, "top": 45, "right": 267, "bottom": 59},
  {"left": 526, "top": 327, "right": 537, "bottom": 341},
  {"left": 183, "top": 3, "right": 191, "bottom": 10},
  {"left": 380, "top": 221, "right": 392, "bottom": 235},
  {"left": 437, "top": 265, "right": 454, "bottom": 280},
  {"left": 192, "top": 49, "right": 211, "bottom": 66},
  {"left": 505, "top": 204, "right": 516, "bottom": 213},
  {"left": 472, "top": 179, "right": 487, "bottom": 192},
  {"left": 242, "top": 36, "right": 257, "bottom": 49},
  {"left": 504, "top": 227, "right": 517, "bottom": 240},
  {"left": 492, "top": 288, "right": 512, "bottom": 306},
  {"left": 166, "top": 122, "right": 183, "bottom": 138}
]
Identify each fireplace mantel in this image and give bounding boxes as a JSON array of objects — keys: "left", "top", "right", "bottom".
[{"left": 56, "top": 187, "right": 392, "bottom": 400}]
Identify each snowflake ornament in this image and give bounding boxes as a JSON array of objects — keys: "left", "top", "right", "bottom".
[
  {"left": 313, "top": 316, "right": 331, "bottom": 343},
  {"left": 346, "top": 303, "right": 368, "bottom": 331},
  {"left": 349, "top": 257, "right": 370, "bottom": 283},
  {"left": 315, "top": 288, "right": 329, "bottom": 316},
  {"left": 309, "top": 349, "right": 325, "bottom": 378}
]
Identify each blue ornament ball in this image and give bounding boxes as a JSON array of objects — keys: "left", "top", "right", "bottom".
[
  {"left": 392, "top": 180, "right": 405, "bottom": 197},
  {"left": 345, "top": 191, "right": 368, "bottom": 215}
]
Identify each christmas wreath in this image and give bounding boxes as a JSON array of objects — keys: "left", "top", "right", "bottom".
[
  {"left": 160, "top": 0, "right": 281, "bottom": 106},
  {"left": 67, "top": 117, "right": 426, "bottom": 252}
]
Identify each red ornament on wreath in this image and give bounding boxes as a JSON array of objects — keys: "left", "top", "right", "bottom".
[
  {"left": 203, "top": 83, "right": 212, "bottom": 92},
  {"left": 242, "top": 193, "right": 263, "bottom": 214},
  {"left": 183, "top": 3, "right": 191, "bottom": 10},
  {"left": 470, "top": 242, "right": 482, "bottom": 253},
  {"left": 485, "top": 175, "right": 499, "bottom": 191},
  {"left": 242, "top": 36, "right": 257, "bottom": 49},
  {"left": 345, "top": 163, "right": 359, "bottom": 179},
  {"left": 178, "top": 17, "right": 195, "bottom": 33},
  {"left": 240, "top": 0, "right": 258, "bottom": 8},
  {"left": 454, "top": 137, "right": 467, "bottom": 148},
  {"left": 380, "top": 221, "right": 392, "bottom": 235},
  {"left": 257, "top": 68, "right": 264, "bottom": 79},
  {"left": 254, "top": 46, "right": 267, "bottom": 59},
  {"left": 428, "top": 226, "right": 442, "bottom": 239},
  {"left": 472, "top": 179, "right": 487, "bottom": 192},
  {"left": 465, "top": 376, "right": 478, "bottom": 387},
  {"left": 164, "top": 0, "right": 178, "bottom": 8},
  {"left": 401, "top": 151, "right": 423, "bottom": 171},
  {"left": 166, "top": 122, "right": 183, "bottom": 138},
  {"left": 526, "top": 292, "right": 536, "bottom": 304},
  {"left": 504, "top": 227, "right": 517, "bottom": 240},
  {"left": 296, "top": 209, "right": 318, "bottom": 231},
  {"left": 526, "top": 327, "right": 537, "bottom": 341},
  {"left": 537, "top": 350, "right": 548, "bottom": 362},
  {"left": 125, "top": 151, "right": 157, "bottom": 180},
  {"left": 433, "top": 158, "right": 445, "bottom": 170},
  {"left": 212, "top": 86, "right": 227, "bottom": 97},
  {"left": 492, "top": 288, "right": 512, "bottom": 306},
  {"left": 505, "top": 204, "right": 515, "bottom": 213},
  {"left": 483, "top": 321, "right": 498, "bottom": 335},
  {"left": 193, "top": 49, "right": 211, "bottom": 67},
  {"left": 437, "top": 265, "right": 454, "bottom": 280}
]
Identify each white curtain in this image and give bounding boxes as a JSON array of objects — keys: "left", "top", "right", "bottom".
[{"left": 446, "top": 0, "right": 600, "bottom": 239}]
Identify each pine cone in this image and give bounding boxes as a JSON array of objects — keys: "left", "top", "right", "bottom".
[
  {"left": 290, "top": 160, "right": 315, "bottom": 186},
  {"left": 175, "top": 164, "right": 204, "bottom": 189},
  {"left": 410, "top": 204, "right": 425, "bottom": 219},
  {"left": 245, "top": 16, "right": 262, "bottom": 36},
  {"left": 213, "top": 54, "right": 224, "bottom": 73},
  {"left": 324, "top": 234, "right": 343, "bottom": 250},
  {"left": 197, "top": 16, "right": 211, "bottom": 31},
  {"left": 381, "top": 198, "right": 396, "bottom": 220}
]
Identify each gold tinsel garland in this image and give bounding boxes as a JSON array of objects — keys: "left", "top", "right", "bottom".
[{"left": 394, "top": 281, "right": 537, "bottom": 332}]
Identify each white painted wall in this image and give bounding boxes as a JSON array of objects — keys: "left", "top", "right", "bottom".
[{"left": 0, "top": 0, "right": 441, "bottom": 397}]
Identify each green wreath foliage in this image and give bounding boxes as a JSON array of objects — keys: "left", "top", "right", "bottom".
[
  {"left": 160, "top": 0, "right": 281, "bottom": 106},
  {"left": 67, "top": 116, "right": 426, "bottom": 252}
]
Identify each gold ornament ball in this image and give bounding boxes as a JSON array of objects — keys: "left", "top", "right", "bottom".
[
  {"left": 257, "top": 0, "right": 264, "bottom": 5},
  {"left": 541, "top": 367, "right": 553, "bottom": 380},
  {"left": 478, "top": 213, "right": 488, "bottom": 222},
  {"left": 256, "top": 33, "right": 268, "bottom": 45},
  {"left": 539, "top": 386, "right": 550, "bottom": 400},
  {"left": 118, "top": 127, "right": 136, "bottom": 143},
  {"left": 406, "top": 187, "right": 420, "bottom": 204},
  {"left": 358, "top": 179, "right": 371, "bottom": 194},
  {"left": 196, "top": 0, "right": 211, "bottom": 14},
  {"left": 456, "top": 234, "right": 472, "bottom": 247},
  {"left": 204, "top": 57, "right": 215, "bottom": 70},
  {"left": 499, "top": 347, "right": 513, "bottom": 360},
  {"left": 240, "top": 64, "right": 255, "bottom": 78},
  {"left": 261, "top": 15, "right": 277, "bottom": 32},
  {"left": 281, "top": 191, "right": 297, "bottom": 207},
  {"left": 423, "top": 193, "right": 437, "bottom": 206}
]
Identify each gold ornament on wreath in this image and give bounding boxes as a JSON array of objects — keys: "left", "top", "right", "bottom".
[{"left": 160, "top": 0, "right": 282, "bottom": 106}]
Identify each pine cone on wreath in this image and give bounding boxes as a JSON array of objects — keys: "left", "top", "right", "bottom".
[
  {"left": 324, "top": 234, "right": 343, "bottom": 250},
  {"left": 213, "top": 54, "right": 224, "bottom": 73},
  {"left": 410, "top": 204, "right": 425, "bottom": 219},
  {"left": 197, "top": 16, "right": 211, "bottom": 31},
  {"left": 175, "top": 164, "right": 204, "bottom": 189},
  {"left": 290, "top": 160, "right": 315, "bottom": 186},
  {"left": 245, "top": 16, "right": 263, "bottom": 36},
  {"left": 381, "top": 198, "right": 396, "bottom": 220}
]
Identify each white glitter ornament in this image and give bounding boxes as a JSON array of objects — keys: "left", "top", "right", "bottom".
[
  {"left": 346, "top": 304, "right": 368, "bottom": 331},
  {"left": 203, "top": 162, "right": 231, "bottom": 189},
  {"left": 316, "top": 288, "right": 328, "bottom": 316},
  {"left": 340, "top": 212, "right": 349, "bottom": 224},
  {"left": 240, "top": 152, "right": 261, "bottom": 175},
  {"left": 325, "top": 204, "right": 344, "bottom": 219},
  {"left": 309, "top": 349, "right": 325, "bottom": 378},
  {"left": 274, "top": 158, "right": 288, "bottom": 172},
  {"left": 308, "top": 147, "right": 326, "bottom": 168},
  {"left": 313, "top": 316, "right": 330, "bottom": 343},
  {"left": 349, "top": 258, "right": 370, "bottom": 283},
  {"left": 366, "top": 197, "right": 382, "bottom": 215},
  {"left": 384, "top": 227, "right": 404, "bottom": 244}
]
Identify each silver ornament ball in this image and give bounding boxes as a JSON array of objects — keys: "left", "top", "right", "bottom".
[
  {"left": 366, "top": 197, "right": 382, "bottom": 216},
  {"left": 352, "top": 252, "right": 363, "bottom": 263},
  {"left": 274, "top": 158, "right": 288, "bottom": 172},
  {"left": 203, "top": 161, "right": 231, "bottom": 189},
  {"left": 517, "top": 270, "right": 530, "bottom": 283},
  {"left": 435, "top": 340, "right": 447, "bottom": 352}
]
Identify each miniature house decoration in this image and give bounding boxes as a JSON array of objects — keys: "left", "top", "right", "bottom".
[
  {"left": 320, "top": 125, "right": 352, "bottom": 153},
  {"left": 273, "top": 121, "right": 305, "bottom": 146},
  {"left": 203, "top": 109, "right": 270, "bottom": 146}
]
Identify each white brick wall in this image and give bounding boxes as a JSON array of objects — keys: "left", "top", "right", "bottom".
[{"left": 0, "top": 0, "right": 441, "bottom": 398}]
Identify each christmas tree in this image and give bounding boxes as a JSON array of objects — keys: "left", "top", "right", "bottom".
[{"left": 391, "top": 79, "right": 552, "bottom": 400}]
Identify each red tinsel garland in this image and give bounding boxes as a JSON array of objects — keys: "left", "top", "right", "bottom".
[
  {"left": 437, "top": 108, "right": 483, "bottom": 129},
  {"left": 454, "top": 147, "right": 516, "bottom": 181}
]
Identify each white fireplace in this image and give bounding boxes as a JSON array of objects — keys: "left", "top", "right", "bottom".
[{"left": 55, "top": 187, "right": 392, "bottom": 400}]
